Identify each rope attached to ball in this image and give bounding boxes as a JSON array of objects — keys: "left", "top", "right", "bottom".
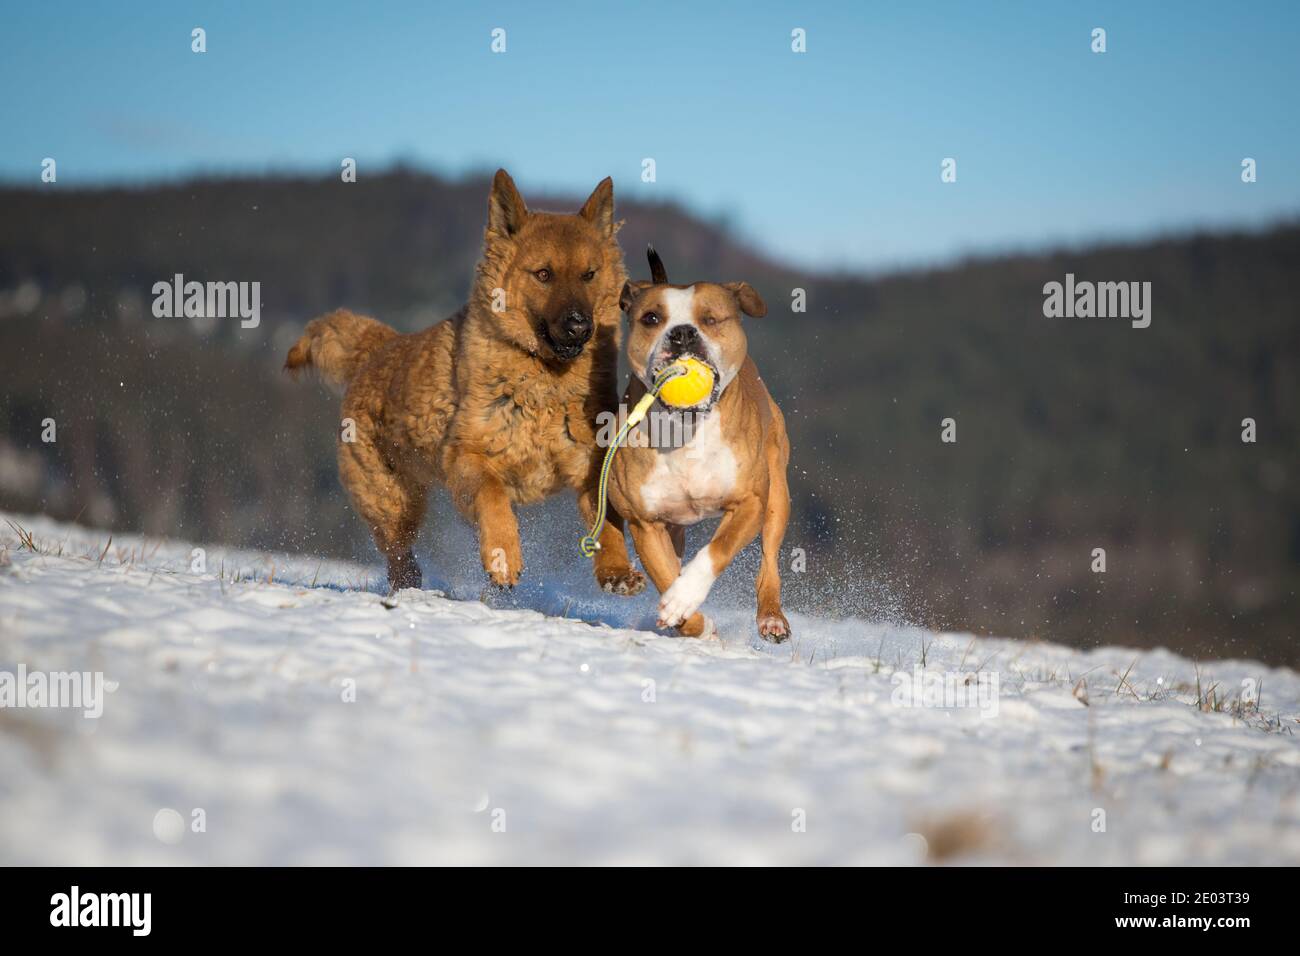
[{"left": 579, "top": 358, "right": 715, "bottom": 557}]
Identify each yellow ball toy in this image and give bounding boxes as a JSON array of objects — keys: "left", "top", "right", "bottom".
[{"left": 658, "top": 357, "right": 715, "bottom": 408}]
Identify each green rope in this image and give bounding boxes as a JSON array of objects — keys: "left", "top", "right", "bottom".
[{"left": 579, "top": 364, "right": 687, "bottom": 557}]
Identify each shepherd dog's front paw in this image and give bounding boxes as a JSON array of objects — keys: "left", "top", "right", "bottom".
[{"left": 482, "top": 541, "right": 523, "bottom": 588}]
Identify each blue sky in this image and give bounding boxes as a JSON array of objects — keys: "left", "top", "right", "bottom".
[{"left": 2, "top": 0, "right": 1297, "bottom": 271}]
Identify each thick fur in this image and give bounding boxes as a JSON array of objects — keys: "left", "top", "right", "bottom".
[
  {"left": 284, "top": 309, "right": 398, "bottom": 393},
  {"left": 285, "top": 170, "right": 646, "bottom": 595}
]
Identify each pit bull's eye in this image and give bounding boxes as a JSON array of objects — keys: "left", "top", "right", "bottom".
[
  {"left": 640, "top": 312, "right": 660, "bottom": 327},
  {"left": 534, "top": 268, "right": 551, "bottom": 283},
  {"left": 701, "top": 315, "right": 718, "bottom": 326},
  {"left": 581, "top": 269, "right": 596, "bottom": 282}
]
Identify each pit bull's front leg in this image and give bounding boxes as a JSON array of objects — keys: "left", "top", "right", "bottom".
[
  {"left": 657, "top": 493, "right": 765, "bottom": 630},
  {"left": 577, "top": 484, "right": 646, "bottom": 595}
]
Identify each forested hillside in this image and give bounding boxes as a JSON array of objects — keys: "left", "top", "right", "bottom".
[{"left": 2, "top": 172, "right": 1296, "bottom": 663}]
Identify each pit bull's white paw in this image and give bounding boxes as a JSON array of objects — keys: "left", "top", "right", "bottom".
[
  {"left": 657, "top": 587, "right": 701, "bottom": 628},
  {"left": 656, "top": 551, "right": 716, "bottom": 628}
]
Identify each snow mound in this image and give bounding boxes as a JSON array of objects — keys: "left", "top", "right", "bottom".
[{"left": 1, "top": 511, "right": 1297, "bottom": 865}]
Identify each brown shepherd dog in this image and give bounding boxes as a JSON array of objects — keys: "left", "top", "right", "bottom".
[{"left": 284, "top": 170, "right": 646, "bottom": 597}]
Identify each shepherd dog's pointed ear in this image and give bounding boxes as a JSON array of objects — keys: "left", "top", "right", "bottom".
[
  {"left": 724, "top": 281, "right": 767, "bottom": 317},
  {"left": 579, "top": 176, "right": 615, "bottom": 235},
  {"left": 488, "top": 169, "right": 528, "bottom": 237},
  {"left": 620, "top": 280, "right": 652, "bottom": 313}
]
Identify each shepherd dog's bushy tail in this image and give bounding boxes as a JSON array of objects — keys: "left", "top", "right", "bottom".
[{"left": 283, "top": 309, "right": 398, "bottom": 390}]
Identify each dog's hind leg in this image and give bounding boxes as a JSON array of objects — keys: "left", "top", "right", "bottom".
[
  {"left": 755, "top": 448, "right": 792, "bottom": 643},
  {"left": 338, "top": 426, "right": 427, "bottom": 592}
]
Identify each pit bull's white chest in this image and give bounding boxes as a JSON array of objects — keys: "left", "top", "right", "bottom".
[{"left": 638, "top": 412, "right": 737, "bottom": 525}]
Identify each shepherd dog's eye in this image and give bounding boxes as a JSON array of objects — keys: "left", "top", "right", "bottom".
[
  {"left": 581, "top": 269, "right": 596, "bottom": 282},
  {"left": 534, "top": 268, "right": 551, "bottom": 282},
  {"left": 640, "top": 312, "right": 660, "bottom": 327}
]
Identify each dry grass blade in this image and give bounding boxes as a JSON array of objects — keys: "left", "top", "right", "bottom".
[
  {"left": 1115, "top": 658, "right": 1139, "bottom": 700},
  {"left": 5, "top": 519, "right": 36, "bottom": 552}
]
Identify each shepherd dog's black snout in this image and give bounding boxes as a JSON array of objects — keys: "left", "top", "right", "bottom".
[{"left": 559, "top": 309, "right": 594, "bottom": 345}]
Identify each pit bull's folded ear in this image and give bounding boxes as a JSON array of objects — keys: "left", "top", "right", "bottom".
[
  {"left": 579, "top": 176, "right": 616, "bottom": 235},
  {"left": 724, "top": 281, "right": 767, "bottom": 318},
  {"left": 620, "top": 280, "right": 652, "bottom": 313},
  {"left": 488, "top": 169, "right": 529, "bottom": 237}
]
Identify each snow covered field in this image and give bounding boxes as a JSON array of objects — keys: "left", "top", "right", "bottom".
[{"left": 1, "top": 510, "right": 1297, "bottom": 865}]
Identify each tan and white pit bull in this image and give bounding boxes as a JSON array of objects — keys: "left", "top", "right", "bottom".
[{"left": 608, "top": 247, "right": 792, "bottom": 641}]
